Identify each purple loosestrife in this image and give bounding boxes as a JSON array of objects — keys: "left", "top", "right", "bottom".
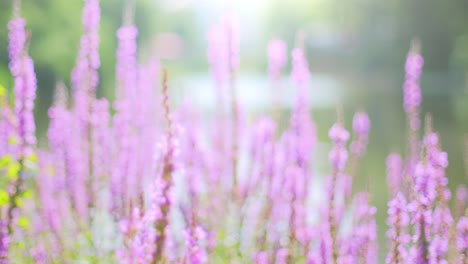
[
  {"left": 71, "top": 0, "right": 100, "bottom": 94},
  {"left": 276, "top": 248, "right": 289, "bottom": 264},
  {"left": 348, "top": 111, "right": 370, "bottom": 178},
  {"left": 267, "top": 39, "right": 287, "bottom": 120},
  {"left": 182, "top": 226, "right": 208, "bottom": 264},
  {"left": 268, "top": 39, "right": 287, "bottom": 81},
  {"left": 350, "top": 111, "right": 370, "bottom": 157},
  {"left": 327, "top": 123, "right": 350, "bottom": 262},
  {"left": 46, "top": 84, "right": 84, "bottom": 220},
  {"left": 403, "top": 43, "right": 424, "bottom": 176},
  {"left": 152, "top": 69, "right": 175, "bottom": 263},
  {"left": 422, "top": 132, "right": 452, "bottom": 264},
  {"left": 351, "top": 193, "right": 378, "bottom": 263},
  {"left": 69, "top": 0, "right": 101, "bottom": 219},
  {"left": 456, "top": 185, "right": 468, "bottom": 218},
  {"left": 175, "top": 106, "right": 206, "bottom": 231},
  {"left": 71, "top": 0, "right": 100, "bottom": 134},
  {"left": 0, "top": 101, "right": 16, "bottom": 158},
  {"left": 405, "top": 130, "right": 443, "bottom": 264},
  {"left": 249, "top": 118, "right": 278, "bottom": 250},
  {"left": 338, "top": 193, "right": 377, "bottom": 264},
  {"left": 244, "top": 117, "right": 276, "bottom": 199},
  {"left": 456, "top": 217, "right": 468, "bottom": 264},
  {"left": 253, "top": 251, "right": 269, "bottom": 264},
  {"left": 118, "top": 207, "right": 157, "bottom": 264},
  {"left": 287, "top": 47, "right": 315, "bottom": 248},
  {"left": 8, "top": 15, "right": 37, "bottom": 159},
  {"left": 386, "top": 153, "right": 403, "bottom": 196},
  {"left": 264, "top": 137, "right": 289, "bottom": 248},
  {"left": 30, "top": 245, "right": 47, "bottom": 264},
  {"left": 37, "top": 151, "right": 63, "bottom": 241},
  {"left": 6, "top": 4, "right": 37, "bottom": 244},
  {"left": 90, "top": 98, "right": 111, "bottom": 209},
  {"left": 225, "top": 14, "right": 241, "bottom": 195},
  {"left": 0, "top": 220, "right": 8, "bottom": 263},
  {"left": 386, "top": 193, "right": 410, "bottom": 264},
  {"left": 115, "top": 25, "right": 138, "bottom": 100},
  {"left": 206, "top": 16, "right": 239, "bottom": 196},
  {"left": 409, "top": 162, "right": 436, "bottom": 263},
  {"left": 207, "top": 23, "right": 229, "bottom": 88},
  {"left": 289, "top": 48, "right": 315, "bottom": 172},
  {"left": 112, "top": 21, "right": 139, "bottom": 215},
  {"left": 135, "top": 61, "right": 161, "bottom": 195}
]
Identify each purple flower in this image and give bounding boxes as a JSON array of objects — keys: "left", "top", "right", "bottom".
[
  {"left": 456, "top": 217, "right": 468, "bottom": 264},
  {"left": 329, "top": 124, "right": 350, "bottom": 146},
  {"left": 206, "top": 14, "right": 240, "bottom": 87},
  {"left": 268, "top": 39, "right": 287, "bottom": 80},
  {"left": 253, "top": 251, "right": 269, "bottom": 264},
  {"left": 0, "top": 103, "right": 17, "bottom": 158},
  {"left": 72, "top": 0, "right": 101, "bottom": 135},
  {"left": 182, "top": 226, "right": 208, "bottom": 264},
  {"left": 328, "top": 124, "right": 349, "bottom": 171},
  {"left": 403, "top": 49, "right": 423, "bottom": 114},
  {"left": 275, "top": 248, "right": 288, "bottom": 264},
  {"left": 339, "top": 193, "right": 377, "bottom": 264},
  {"left": 455, "top": 185, "right": 468, "bottom": 218},
  {"left": 7, "top": 18, "right": 26, "bottom": 76},
  {"left": 116, "top": 25, "right": 138, "bottom": 100},
  {"left": 291, "top": 48, "right": 310, "bottom": 89},
  {"left": 352, "top": 112, "right": 370, "bottom": 136},
  {"left": 30, "top": 245, "right": 47, "bottom": 264},
  {"left": 386, "top": 153, "right": 403, "bottom": 196},
  {"left": 350, "top": 111, "right": 370, "bottom": 157},
  {"left": 8, "top": 17, "right": 37, "bottom": 158},
  {"left": 112, "top": 23, "right": 139, "bottom": 213},
  {"left": 0, "top": 220, "right": 8, "bottom": 263},
  {"left": 386, "top": 193, "right": 410, "bottom": 264}
]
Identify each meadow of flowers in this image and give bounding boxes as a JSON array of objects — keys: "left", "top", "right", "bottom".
[{"left": 0, "top": 0, "right": 467, "bottom": 263}]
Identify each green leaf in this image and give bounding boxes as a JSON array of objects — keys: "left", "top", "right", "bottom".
[
  {"left": 17, "top": 217, "right": 29, "bottom": 230},
  {"left": 7, "top": 162, "right": 20, "bottom": 180},
  {"left": 0, "top": 155, "right": 12, "bottom": 169},
  {"left": 0, "top": 190, "right": 10, "bottom": 207},
  {"left": 14, "top": 197, "right": 23, "bottom": 208},
  {"left": 7, "top": 136, "right": 17, "bottom": 146},
  {"left": 0, "top": 84, "right": 6, "bottom": 98},
  {"left": 21, "top": 190, "right": 33, "bottom": 200},
  {"left": 16, "top": 242, "right": 25, "bottom": 249},
  {"left": 26, "top": 153, "right": 37, "bottom": 163}
]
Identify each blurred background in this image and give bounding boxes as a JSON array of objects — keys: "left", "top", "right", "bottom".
[{"left": 0, "top": 0, "right": 467, "bottom": 257}]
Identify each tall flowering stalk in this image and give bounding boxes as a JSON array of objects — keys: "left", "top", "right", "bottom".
[
  {"left": 267, "top": 39, "right": 287, "bottom": 119},
  {"left": 0, "top": 220, "right": 8, "bottom": 264},
  {"left": 339, "top": 193, "right": 377, "bottom": 264},
  {"left": 386, "top": 193, "right": 410, "bottom": 264},
  {"left": 6, "top": 0, "right": 37, "bottom": 242},
  {"left": 387, "top": 153, "right": 403, "bottom": 196},
  {"left": 423, "top": 131, "right": 452, "bottom": 264},
  {"left": 403, "top": 41, "right": 424, "bottom": 180},
  {"left": 225, "top": 14, "right": 240, "bottom": 196},
  {"left": 112, "top": 3, "right": 139, "bottom": 215},
  {"left": 70, "top": 0, "right": 101, "bottom": 218},
  {"left": 206, "top": 14, "right": 240, "bottom": 197},
  {"left": 348, "top": 111, "right": 370, "bottom": 178},
  {"left": 152, "top": 69, "right": 175, "bottom": 263},
  {"left": 287, "top": 47, "right": 316, "bottom": 250},
  {"left": 456, "top": 217, "right": 468, "bottom": 264},
  {"left": 455, "top": 186, "right": 468, "bottom": 219},
  {"left": 326, "top": 123, "right": 350, "bottom": 263}
]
